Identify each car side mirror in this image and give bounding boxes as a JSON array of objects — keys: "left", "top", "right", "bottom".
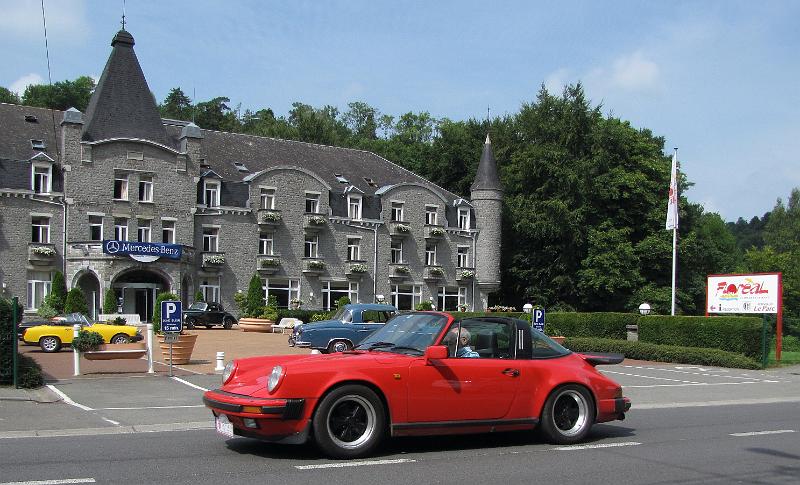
[{"left": 425, "top": 345, "right": 448, "bottom": 364}]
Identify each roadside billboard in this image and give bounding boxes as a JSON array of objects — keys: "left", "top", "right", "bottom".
[{"left": 706, "top": 273, "right": 780, "bottom": 314}]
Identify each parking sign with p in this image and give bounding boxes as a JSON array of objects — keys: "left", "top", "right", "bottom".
[
  {"left": 161, "top": 300, "right": 183, "bottom": 333},
  {"left": 532, "top": 307, "right": 546, "bottom": 332}
]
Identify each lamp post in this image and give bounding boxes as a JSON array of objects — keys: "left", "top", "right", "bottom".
[
  {"left": 375, "top": 294, "right": 385, "bottom": 304},
  {"left": 523, "top": 303, "right": 533, "bottom": 325},
  {"left": 638, "top": 302, "right": 652, "bottom": 316}
]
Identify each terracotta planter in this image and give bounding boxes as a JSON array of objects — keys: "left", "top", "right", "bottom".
[
  {"left": 158, "top": 333, "right": 198, "bottom": 365},
  {"left": 238, "top": 317, "right": 274, "bottom": 333},
  {"left": 83, "top": 343, "right": 147, "bottom": 360}
]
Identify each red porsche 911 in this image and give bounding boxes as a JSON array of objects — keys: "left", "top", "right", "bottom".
[{"left": 203, "top": 312, "right": 631, "bottom": 458}]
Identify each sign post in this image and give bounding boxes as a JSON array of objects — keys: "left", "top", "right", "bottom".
[
  {"left": 160, "top": 300, "right": 183, "bottom": 377},
  {"left": 706, "top": 273, "right": 782, "bottom": 362},
  {"left": 532, "top": 307, "right": 546, "bottom": 333}
]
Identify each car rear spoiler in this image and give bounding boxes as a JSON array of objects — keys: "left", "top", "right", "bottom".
[{"left": 578, "top": 352, "right": 624, "bottom": 366}]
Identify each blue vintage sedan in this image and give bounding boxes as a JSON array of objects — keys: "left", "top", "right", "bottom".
[{"left": 288, "top": 303, "right": 397, "bottom": 353}]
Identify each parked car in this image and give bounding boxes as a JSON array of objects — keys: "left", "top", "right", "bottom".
[
  {"left": 288, "top": 303, "right": 397, "bottom": 352},
  {"left": 203, "top": 312, "right": 631, "bottom": 459},
  {"left": 22, "top": 315, "right": 142, "bottom": 352},
  {"left": 182, "top": 302, "right": 237, "bottom": 329},
  {"left": 17, "top": 312, "right": 92, "bottom": 339}
]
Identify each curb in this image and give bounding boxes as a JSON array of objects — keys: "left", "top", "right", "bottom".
[{"left": 0, "top": 386, "right": 61, "bottom": 403}]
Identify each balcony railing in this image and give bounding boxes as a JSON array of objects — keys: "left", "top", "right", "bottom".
[
  {"left": 303, "top": 213, "right": 327, "bottom": 232},
  {"left": 28, "top": 243, "right": 57, "bottom": 265},
  {"left": 424, "top": 225, "right": 446, "bottom": 239},
  {"left": 388, "top": 221, "right": 412, "bottom": 237},
  {"left": 389, "top": 263, "right": 411, "bottom": 279},
  {"left": 456, "top": 268, "right": 476, "bottom": 281},
  {"left": 257, "top": 254, "right": 281, "bottom": 274},
  {"left": 424, "top": 265, "right": 444, "bottom": 281},
  {"left": 257, "top": 209, "right": 282, "bottom": 226},
  {"left": 302, "top": 258, "right": 326, "bottom": 275},
  {"left": 201, "top": 251, "right": 226, "bottom": 270}
]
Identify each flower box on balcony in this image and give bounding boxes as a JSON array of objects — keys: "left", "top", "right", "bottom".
[
  {"left": 304, "top": 214, "right": 327, "bottom": 231},
  {"left": 257, "top": 256, "right": 281, "bottom": 274},
  {"left": 457, "top": 269, "right": 475, "bottom": 280},
  {"left": 424, "top": 266, "right": 444, "bottom": 281},
  {"left": 303, "top": 259, "right": 326, "bottom": 274},
  {"left": 389, "top": 222, "right": 412, "bottom": 237},
  {"left": 28, "top": 243, "right": 57, "bottom": 265},
  {"left": 425, "top": 226, "right": 446, "bottom": 239},
  {"left": 258, "top": 209, "right": 282, "bottom": 225}
]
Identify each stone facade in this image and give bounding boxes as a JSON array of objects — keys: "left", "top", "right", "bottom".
[{"left": 0, "top": 29, "right": 502, "bottom": 321}]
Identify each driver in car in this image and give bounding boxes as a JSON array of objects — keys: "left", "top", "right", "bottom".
[{"left": 443, "top": 327, "right": 480, "bottom": 358}]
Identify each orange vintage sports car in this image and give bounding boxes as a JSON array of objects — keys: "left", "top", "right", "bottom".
[
  {"left": 21, "top": 313, "right": 143, "bottom": 352},
  {"left": 203, "top": 312, "right": 631, "bottom": 458}
]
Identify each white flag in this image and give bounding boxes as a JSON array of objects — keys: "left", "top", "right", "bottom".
[{"left": 665, "top": 151, "right": 679, "bottom": 230}]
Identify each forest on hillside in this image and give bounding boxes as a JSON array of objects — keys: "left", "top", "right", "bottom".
[{"left": 2, "top": 78, "right": 796, "bottom": 327}]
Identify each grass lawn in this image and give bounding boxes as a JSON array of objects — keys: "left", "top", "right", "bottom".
[{"left": 767, "top": 348, "right": 800, "bottom": 367}]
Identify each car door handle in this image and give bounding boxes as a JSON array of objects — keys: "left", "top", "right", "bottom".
[{"left": 502, "top": 368, "right": 520, "bottom": 377}]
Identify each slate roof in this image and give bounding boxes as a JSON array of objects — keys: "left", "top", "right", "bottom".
[
  {"left": 82, "top": 30, "right": 170, "bottom": 147},
  {"left": 0, "top": 103, "right": 62, "bottom": 161},
  {"left": 471, "top": 134, "right": 502, "bottom": 191}
]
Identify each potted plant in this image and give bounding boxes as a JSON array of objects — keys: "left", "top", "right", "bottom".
[
  {"left": 238, "top": 275, "right": 277, "bottom": 332},
  {"left": 72, "top": 330, "right": 105, "bottom": 352},
  {"left": 289, "top": 297, "right": 303, "bottom": 310}
]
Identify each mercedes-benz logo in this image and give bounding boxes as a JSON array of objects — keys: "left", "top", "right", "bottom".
[{"left": 106, "top": 240, "right": 120, "bottom": 254}]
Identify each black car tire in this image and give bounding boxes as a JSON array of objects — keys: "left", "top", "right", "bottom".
[
  {"left": 327, "top": 340, "right": 352, "bottom": 353},
  {"left": 223, "top": 317, "right": 235, "bottom": 330},
  {"left": 312, "top": 385, "right": 386, "bottom": 459},
  {"left": 40, "top": 336, "right": 61, "bottom": 353},
  {"left": 185, "top": 318, "right": 195, "bottom": 330},
  {"left": 539, "top": 384, "right": 595, "bottom": 445},
  {"left": 110, "top": 334, "right": 130, "bottom": 344}
]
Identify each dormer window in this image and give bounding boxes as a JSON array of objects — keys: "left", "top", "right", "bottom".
[
  {"left": 204, "top": 180, "right": 220, "bottom": 207},
  {"left": 348, "top": 194, "right": 362, "bottom": 220},
  {"left": 458, "top": 208, "right": 470, "bottom": 230},
  {"left": 30, "top": 139, "right": 46, "bottom": 150},
  {"left": 31, "top": 164, "right": 51, "bottom": 194},
  {"left": 305, "top": 192, "right": 320, "bottom": 214},
  {"left": 425, "top": 205, "right": 438, "bottom": 225},
  {"left": 233, "top": 162, "right": 249, "bottom": 173}
]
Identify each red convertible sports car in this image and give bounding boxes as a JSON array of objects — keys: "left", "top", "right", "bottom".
[{"left": 203, "top": 312, "right": 631, "bottom": 458}]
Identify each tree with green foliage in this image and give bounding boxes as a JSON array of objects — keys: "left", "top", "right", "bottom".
[
  {"left": 48, "top": 271, "right": 67, "bottom": 314},
  {"left": 103, "top": 288, "right": 118, "bottom": 314},
  {"left": 21, "top": 76, "right": 95, "bottom": 111},
  {"left": 0, "top": 86, "right": 20, "bottom": 104},
  {"left": 245, "top": 274, "right": 264, "bottom": 318},
  {"left": 63, "top": 288, "right": 89, "bottom": 316},
  {"left": 194, "top": 96, "right": 240, "bottom": 132},
  {"left": 194, "top": 291, "right": 204, "bottom": 303},
  {"left": 160, "top": 87, "right": 193, "bottom": 121}
]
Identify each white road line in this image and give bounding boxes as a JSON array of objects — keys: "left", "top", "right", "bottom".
[
  {"left": 170, "top": 376, "right": 209, "bottom": 392},
  {"left": 603, "top": 370, "right": 700, "bottom": 384},
  {"left": 154, "top": 361, "right": 205, "bottom": 375},
  {"left": 625, "top": 381, "right": 763, "bottom": 388},
  {"left": 101, "top": 418, "right": 120, "bottom": 426},
  {"left": 295, "top": 458, "right": 416, "bottom": 470},
  {"left": 45, "top": 385, "right": 94, "bottom": 411},
  {"left": 620, "top": 365, "right": 779, "bottom": 382},
  {"left": 98, "top": 405, "right": 205, "bottom": 410},
  {"left": 552, "top": 441, "right": 641, "bottom": 451},
  {"left": 0, "top": 479, "right": 96, "bottom": 485},
  {"left": 730, "top": 430, "right": 796, "bottom": 437},
  {"left": 634, "top": 397, "right": 800, "bottom": 409}
]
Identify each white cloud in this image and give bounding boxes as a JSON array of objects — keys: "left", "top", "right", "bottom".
[
  {"left": 544, "top": 68, "right": 571, "bottom": 95},
  {"left": 0, "top": 0, "right": 87, "bottom": 40},
  {"left": 10, "top": 73, "right": 44, "bottom": 95},
  {"left": 609, "top": 51, "right": 660, "bottom": 91}
]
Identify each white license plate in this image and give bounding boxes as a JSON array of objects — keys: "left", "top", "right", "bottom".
[{"left": 215, "top": 414, "right": 234, "bottom": 438}]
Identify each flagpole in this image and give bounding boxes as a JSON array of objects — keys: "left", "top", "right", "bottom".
[{"left": 671, "top": 148, "right": 678, "bottom": 316}]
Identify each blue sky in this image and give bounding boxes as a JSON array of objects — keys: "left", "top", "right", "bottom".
[{"left": 2, "top": 0, "right": 798, "bottom": 222}]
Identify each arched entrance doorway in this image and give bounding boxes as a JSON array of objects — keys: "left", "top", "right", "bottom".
[
  {"left": 112, "top": 268, "right": 171, "bottom": 323},
  {"left": 75, "top": 270, "right": 101, "bottom": 320}
]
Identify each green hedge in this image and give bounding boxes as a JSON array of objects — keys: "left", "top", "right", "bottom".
[
  {"left": 565, "top": 337, "right": 761, "bottom": 369},
  {"left": 544, "top": 312, "right": 634, "bottom": 339},
  {"left": 276, "top": 309, "right": 333, "bottom": 323},
  {"left": 639, "top": 315, "right": 764, "bottom": 360}
]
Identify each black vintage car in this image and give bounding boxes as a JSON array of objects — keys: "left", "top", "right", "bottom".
[{"left": 182, "top": 302, "right": 237, "bottom": 329}]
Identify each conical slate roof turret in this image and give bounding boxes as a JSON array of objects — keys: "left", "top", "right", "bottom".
[
  {"left": 471, "top": 134, "right": 502, "bottom": 191},
  {"left": 82, "top": 30, "right": 169, "bottom": 146}
]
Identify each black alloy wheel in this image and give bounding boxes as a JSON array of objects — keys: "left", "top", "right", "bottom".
[
  {"left": 312, "top": 385, "right": 386, "bottom": 459},
  {"left": 539, "top": 384, "right": 595, "bottom": 445}
]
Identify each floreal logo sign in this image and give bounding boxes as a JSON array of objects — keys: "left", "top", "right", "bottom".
[{"left": 707, "top": 274, "right": 779, "bottom": 314}]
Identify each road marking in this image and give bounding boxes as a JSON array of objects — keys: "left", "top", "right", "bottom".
[
  {"left": 552, "top": 441, "right": 641, "bottom": 451},
  {"left": 620, "top": 365, "right": 780, "bottom": 382},
  {"left": 603, "top": 370, "right": 700, "bottom": 384},
  {"left": 0, "top": 479, "right": 96, "bottom": 484},
  {"left": 101, "top": 418, "right": 120, "bottom": 426},
  {"left": 0, "top": 422, "right": 213, "bottom": 440},
  {"left": 635, "top": 397, "right": 800, "bottom": 409},
  {"left": 295, "top": 458, "right": 416, "bottom": 470},
  {"left": 170, "top": 376, "right": 209, "bottom": 392},
  {"left": 46, "top": 385, "right": 94, "bottom": 411},
  {"left": 154, "top": 361, "right": 205, "bottom": 375},
  {"left": 625, "top": 381, "right": 763, "bottom": 388},
  {"left": 730, "top": 430, "right": 795, "bottom": 437}
]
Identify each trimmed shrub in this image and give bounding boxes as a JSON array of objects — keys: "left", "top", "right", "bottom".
[
  {"left": 451, "top": 311, "right": 527, "bottom": 320},
  {"left": 71, "top": 330, "right": 105, "bottom": 352},
  {"left": 63, "top": 287, "right": 89, "bottom": 315},
  {"left": 17, "top": 354, "right": 44, "bottom": 389},
  {"left": 36, "top": 298, "right": 59, "bottom": 319},
  {"left": 276, "top": 309, "right": 331, "bottom": 323},
  {"left": 544, "top": 312, "right": 634, "bottom": 339},
  {"left": 565, "top": 337, "right": 761, "bottom": 369},
  {"left": 639, "top": 315, "right": 764, "bottom": 360},
  {"left": 194, "top": 291, "right": 205, "bottom": 303},
  {"left": 415, "top": 301, "right": 433, "bottom": 311},
  {"left": 1, "top": 298, "right": 27, "bottom": 386},
  {"left": 50, "top": 271, "right": 67, "bottom": 314},
  {"left": 152, "top": 292, "right": 179, "bottom": 333},
  {"left": 244, "top": 274, "right": 264, "bottom": 318},
  {"left": 103, "top": 288, "right": 118, "bottom": 314},
  {"left": 336, "top": 296, "right": 351, "bottom": 308}
]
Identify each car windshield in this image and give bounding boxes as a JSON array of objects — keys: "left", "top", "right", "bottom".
[
  {"left": 356, "top": 313, "right": 448, "bottom": 353},
  {"left": 330, "top": 306, "right": 352, "bottom": 323},
  {"left": 66, "top": 313, "right": 90, "bottom": 326},
  {"left": 188, "top": 302, "right": 207, "bottom": 311}
]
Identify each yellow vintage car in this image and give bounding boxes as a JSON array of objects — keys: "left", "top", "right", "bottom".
[{"left": 22, "top": 313, "right": 143, "bottom": 352}]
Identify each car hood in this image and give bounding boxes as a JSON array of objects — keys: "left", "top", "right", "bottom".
[
  {"left": 222, "top": 351, "right": 411, "bottom": 397},
  {"left": 296, "top": 319, "right": 343, "bottom": 331}
]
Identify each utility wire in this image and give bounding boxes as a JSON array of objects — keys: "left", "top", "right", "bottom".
[{"left": 41, "top": 0, "right": 61, "bottom": 162}]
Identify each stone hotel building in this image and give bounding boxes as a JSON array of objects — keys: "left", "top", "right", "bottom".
[{"left": 0, "top": 30, "right": 502, "bottom": 322}]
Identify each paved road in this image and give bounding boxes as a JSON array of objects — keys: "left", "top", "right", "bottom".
[{"left": 1, "top": 402, "right": 798, "bottom": 484}]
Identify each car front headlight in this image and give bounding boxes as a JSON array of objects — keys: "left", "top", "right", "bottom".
[
  {"left": 267, "top": 365, "right": 284, "bottom": 393},
  {"left": 222, "top": 361, "right": 237, "bottom": 385}
]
